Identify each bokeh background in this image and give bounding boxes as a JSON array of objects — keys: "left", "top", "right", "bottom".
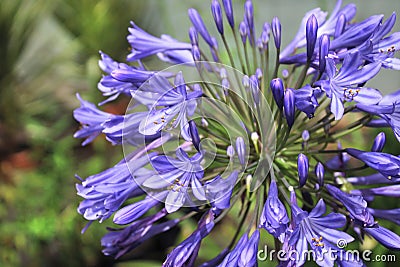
[{"left": 0, "top": 0, "right": 399, "bottom": 266}]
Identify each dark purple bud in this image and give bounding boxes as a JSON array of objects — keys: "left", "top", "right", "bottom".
[
  {"left": 284, "top": 88, "right": 295, "bottom": 128},
  {"left": 297, "top": 153, "right": 309, "bottom": 187},
  {"left": 334, "top": 13, "right": 347, "bottom": 39},
  {"left": 244, "top": 0, "right": 254, "bottom": 34},
  {"left": 211, "top": 0, "right": 224, "bottom": 35},
  {"left": 239, "top": 21, "right": 248, "bottom": 44},
  {"left": 302, "top": 130, "right": 310, "bottom": 141},
  {"left": 189, "top": 27, "right": 198, "bottom": 46},
  {"left": 222, "top": 0, "right": 234, "bottom": 28},
  {"left": 271, "top": 17, "right": 281, "bottom": 49},
  {"left": 306, "top": 14, "right": 318, "bottom": 61},
  {"left": 319, "top": 34, "right": 330, "bottom": 73},
  {"left": 371, "top": 132, "right": 386, "bottom": 152},
  {"left": 188, "top": 8, "right": 214, "bottom": 48},
  {"left": 315, "top": 162, "right": 324, "bottom": 187},
  {"left": 192, "top": 45, "right": 201, "bottom": 61},
  {"left": 236, "top": 137, "right": 246, "bottom": 166},
  {"left": 270, "top": 78, "right": 284, "bottom": 109},
  {"left": 189, "top": 120, "right": 201, "bottom": 151}
]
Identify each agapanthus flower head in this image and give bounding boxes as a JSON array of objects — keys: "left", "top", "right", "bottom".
[{"left": 74, "top": 0, "right": 400, "bottom": 265}]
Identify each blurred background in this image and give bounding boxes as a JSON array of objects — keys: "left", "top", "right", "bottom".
[{"left": 0, "top": 0, "right": 399, "bottom": 266}]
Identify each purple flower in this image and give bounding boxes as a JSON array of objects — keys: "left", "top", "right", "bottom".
[
  {"left": 368, "top": 208, "right": 400, "bottom": 225},
  {"left": 217, "top": 230, "right": 260, "bottom": 267},
  {"left": 293, "top": 85, "right": 320, "bottom": 118},
  {"left": 127, "top": 22, "right": 192, "bottom": 62},
  {"left": 317, "top": 52, "right": 382, "bottom": 119},
  {"left": 76, "top": 153, "right": 155, "bottom": 223},
  {"left": 272, "top": 17, "right": 281, "bottom": 49},
  {"left": 326, "top": 184, "right": 376, "bottom": 227},
  {"left": 315, "top": 162, "right": 325, "bottom": 188},
  {"left": 297, "top": 153, "right": 309, "bottom": 187},
  {"left": 346, "top": 148, "right": 400, "bottom": 179},
  {"left": 102, "top": 209, "right": 178, "bottom": 258},
  {"left": 371, "top": 132, "right": 386, "bottom": 152},
  {"left": 284, "top": 88, "right": 295, "bottom": 128},
  {"left": 357, "top": 90, "right": 400, "bottom": 142},
  {"left": 270, "top": 78, "right": 284, "bottom": 109},
  {"left": 347, "top": 173, "right": 400, "bottom": 185},
  {"left": 289, "top": 197, "right": 354, "bottom": 267},
  {"left": 205, "top": 171, "right": 238, "bottom": 210},
  {"left": 222, "top": 0, "right": 234, "bottom": 28},
  {"left": 163, "top": 211, "right": 215, "bottom": 267},
  {"left": 306, "top": 15, "right": 318, "bottom": 61},
  {"left": 135, "top": 73, "right": 202, "bottom": 139},
  {"left": 363, "top": 225, "right": 400, "bottom": 250},
  {"left": 259, "top": 180, "right": 289, "bottom": 242},
  {"left": 236, "top": 136, "right": 247, "bottom": 166},
  {"left": 143, "top": 148, "right": 205, "bottom": 213},
  {"left": 211, "top": 0, "right": 224, "bottom": 35},
  {"left": 188, "top": 8, "right": 215, "bottom": 48}
]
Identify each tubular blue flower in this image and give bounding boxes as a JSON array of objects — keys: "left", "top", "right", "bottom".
[
  {"left": 352, "top": 184, "right": 400, "bottom": 199},
  {"left": 368, "top": 208, "right": 400, "bottom": 225},
  {"left": 272, "top": 16, "right": 281, "bottom": 49},
  {"left": 189, "top": 8, "right": 215, "bottom": 48},
  {"left": 371, "top": 132, "right": 386, "bottom": 152},
  {"left": 289, "top": 197, "right": 355, "bottom": 267},
  {"left": 205, "top": 171, "right": 238, "bottom": 210},
  {"left": 76, "top": 153, "right": 156, "bottom": 223},
  {"left": 346, "top": 148, "right": 400, "bottom": 179},
  {"left": 334, "top": 13, "right": 346, "bottom": 38},
  {"left": 347, "top": 173, "right": 400, "bottom": 185},
  {"left": 326, "top": 184, "right": 376, "bottom": 227},
  {"left": 259, "top": 180, "right": 289, "bottom": 242},
  {"left": 244, "top": 0, "right": 255, "bottom": 46},
  {"left": 363, "top": 225, "right": 400, "bottom": 250},
  {"left": 293, "top": 85, "right": 320, "bottom": 118},
  {"left": 330, "top": 14, "right": 383, "bottom": 50},
  {"left": 143, "top": 148, "right": 205, "bottom": 213},
  {"left": 217, "top": 230, "right": 260, "bottom": 267},
  {"left": 284, "top": 88, "right": 295, "bottom": 128},
  {"left": 297, "top": 153, "right": 309, "bottom": 187},
  {"left": 113, "top": 194, "right": 164, "bottom": 225},
  {"left": 316, "top": 52, "right": 382, "bottom": 120},
  {"left": 102, "top": 209, "right": 178, "bottom": 258},
  {"left": 239, "top": 21, "right": 248, "bottom": 44},
  {"left": 306, "top": 15, "right": 318, "bottom": 61},
  {"left": 236, "top": 136, "right": 247, "bottom": 166},
  {"left": 189, "top": 27, "right": 198, "bottom": 46},
  {"left": 127, "top": 22, "right": 192, "bottom": 61},
  {"left": 319, "top": 34, "right": 330, "bottom": 73},
  {"left": 315, "top": 162, "right": 324, "bottom": 188},
  {"left": 211, "top": 0, "right": 224, "bottom": 35},
  {"left": 356, "top": 90, "right": 400, "bottom": 142},
  {"left": 270, "top": 78, "right": 284, "bottom": 109},
  {"left": 222, "top": 0, "right": 234, "bottom": 28},
  {"left": 163, "top": 211, "right": 215, "bottom": 267},
  {"left": 97, "top": 52, "right": 142, "bottom": 104}
]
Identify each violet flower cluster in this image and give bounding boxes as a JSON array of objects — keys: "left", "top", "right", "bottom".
[{"left": 74, "top": 0, "right": 400, "bottom": 266}]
